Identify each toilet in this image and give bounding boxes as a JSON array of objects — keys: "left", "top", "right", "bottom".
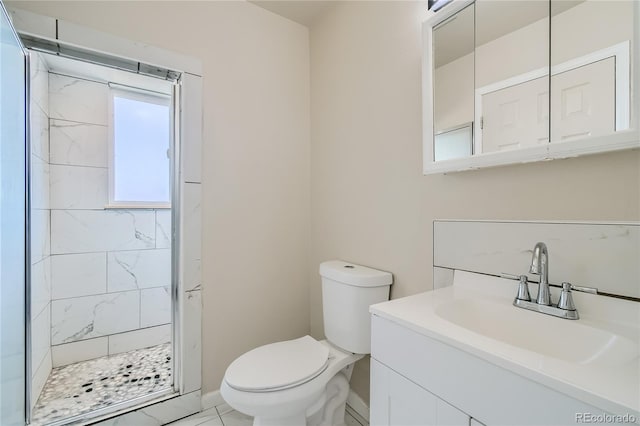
[{"left": 220, "top": 260, "right": 392, "bottom": 426}]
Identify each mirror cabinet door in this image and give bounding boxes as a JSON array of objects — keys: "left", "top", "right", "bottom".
[
  {"left": 550, "top": 0, "right": 634, "bottom": 144},
  {"left": 432, "top": 3, "right": 475, "bottom": 161},
  {"left": 425, "top": 0, "right": 638, "bottom": 172},
  {"left": 474, "top": 1, "right": 550, "bottom": 154}
]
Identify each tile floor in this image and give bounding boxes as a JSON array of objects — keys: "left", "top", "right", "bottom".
[
  {"left": 31, "top": 343, "right": 172, "bottom": 425},
  {"left": 169, "top": 402, "right": 367, "bottom": 426}
]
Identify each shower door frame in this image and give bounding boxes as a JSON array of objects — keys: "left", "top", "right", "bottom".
[
  {"left": 24, "top": 49, "right": 183, "bottom": 424},
  {"left": 13, "top": 9, "right": 204, "bottom": 425},
  {"left": 0, "top": 2, "right": 30, "bottom": 424}
]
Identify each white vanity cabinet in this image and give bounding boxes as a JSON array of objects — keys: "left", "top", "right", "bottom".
[
  {"left": 371, "top": 359, "right": 471, "bottom": 426},
  {"left": 370, "top": 314, "right": 619, "bottom": 426}
]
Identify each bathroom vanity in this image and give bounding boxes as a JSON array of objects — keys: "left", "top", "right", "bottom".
[{"left": 369, "top": 271, "right": 640, "bottom": 426}]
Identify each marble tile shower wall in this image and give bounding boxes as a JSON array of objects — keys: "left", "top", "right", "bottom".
[
  {"left": 48, "top": 73, "right": 171, "bottom": 367},
  {"left": 30, "top": 51, "right": 52, "bottom": 407}
]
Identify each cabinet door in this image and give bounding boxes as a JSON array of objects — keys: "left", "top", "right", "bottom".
[
  {"left": 371, "top": 359, "right": 471, "bottom": 426},
  {"left": 437, "top": 399, "right": 470, "bottom": 426},
  {"left": 371, "top": 359, "right": 437, "bottom": 425},
  {"left": 550, "top": 57, "right": 615, "bottom": 142},
  {"left": 480, "top": 75, "right": 549, "bottom": 153}
]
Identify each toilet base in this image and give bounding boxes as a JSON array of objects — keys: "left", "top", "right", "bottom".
[
  {"left": 310, "top": 372, "right": 350, "bottom": 426},
  {"left": 251, "top": 372, "right": 351, "bottom": 426}
]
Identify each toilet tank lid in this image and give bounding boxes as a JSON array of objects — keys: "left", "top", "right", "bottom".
[{"left": 319, "top": 260, "right": 393, "bottom": 287}]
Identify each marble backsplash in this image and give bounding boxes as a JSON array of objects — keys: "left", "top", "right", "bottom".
[{"left": 433, "top": 220, "right": 640, "bottom": 299}]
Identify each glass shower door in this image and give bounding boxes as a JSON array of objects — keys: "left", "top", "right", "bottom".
[{"left": 0, "top": 2, "right": 27, "bottom": 425}]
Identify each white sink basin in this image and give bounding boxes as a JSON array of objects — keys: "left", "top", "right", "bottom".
[
  {"left": 435, "top": 297, "right": 639, "bottom": 367},
  {"left": 370, "top": 270, "right": 640, "bottom": 417}
]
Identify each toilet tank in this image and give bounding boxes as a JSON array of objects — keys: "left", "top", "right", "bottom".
[{"left": 319, "top": 260, "right": 392, "bottom": 354}]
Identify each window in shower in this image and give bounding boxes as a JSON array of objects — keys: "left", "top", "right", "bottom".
[{"left": 109, "top": 90, "right": 171, "bottom": 208}]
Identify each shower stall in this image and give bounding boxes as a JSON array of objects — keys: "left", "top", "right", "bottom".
[
  {"left": 1, "top": 4, "right": 204, "bottom": 425},
  {"left": 27, "top": 51, "right": 178, "bottom": 425}
]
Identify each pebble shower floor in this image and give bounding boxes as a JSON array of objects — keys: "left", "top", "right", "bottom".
[{"left": 31, "top": 343, "right": 172, "bottom": 425}]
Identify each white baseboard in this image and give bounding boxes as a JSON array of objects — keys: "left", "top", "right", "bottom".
[
  {"left": 201, "top": 390, "right": 224, "bottom": 411},
  {"left": 346, "top": 390, "right": 369, "bottom": 422}
]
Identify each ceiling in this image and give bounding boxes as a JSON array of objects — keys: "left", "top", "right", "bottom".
[{"left": 248, "top": 0, "right": 337, "bottom": 27}]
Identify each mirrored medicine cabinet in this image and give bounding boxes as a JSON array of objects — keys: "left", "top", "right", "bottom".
[{"left": 422, "top": 0, "right": 640, "bottom": 174}]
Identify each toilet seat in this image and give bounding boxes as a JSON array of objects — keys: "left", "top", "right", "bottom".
[
  {"left": 224, "top": 336, "right": 330, "bottom": 392},
  {"left": 221, "top": 339, "right": 364, "bottom": 422}
]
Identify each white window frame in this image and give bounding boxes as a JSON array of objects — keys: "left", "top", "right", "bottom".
[{"left": 108, "top": 87, "right": 172, "bottom": 209}]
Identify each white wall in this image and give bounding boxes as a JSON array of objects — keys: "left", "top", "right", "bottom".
[
  {"left": 309, "top": 0, "right": 640, "bottom": 402},
  {"left": 6, "top": 0, "right": 312, "bottom": 394}
]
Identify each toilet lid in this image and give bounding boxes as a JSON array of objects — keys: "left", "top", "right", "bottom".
[{"left": 224, "top": 336, "right": 330, "bottom": 392}]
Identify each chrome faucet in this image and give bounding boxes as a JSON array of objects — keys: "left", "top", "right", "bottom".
[
  {"left": 529, "top": 242, "right": 551, "bottom": 305},
  {"left": 506, "top": 241, "right": 598, "bottom": 320}
]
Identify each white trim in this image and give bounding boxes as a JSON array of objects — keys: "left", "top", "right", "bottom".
[
  {"left": 547, "top": 128, "right": 639, "bottom": 159},
  {"left": 475, "top": 66, "right": 549, "bottom": 99},
  {"left": 59, "top": 20, "right": 202, "bottom": 76},
  {"left": 347, "top": 389, "right": 370, "bottom": 423},
  {"left": 7, "top": 7, "right": 201, "bottom": 75},
  {"left": 7, "top": 7, "right": 55, "bottom": 39},
  {"left": 422, "top": 1, "right": 475, "bottom": 171},
  {"left": 108, "top": 87, "right": 172, "bottom": 208},
  {"left": 180, "top": 74, "right": 204, "bottom": 184},
  {"left": 424, "top": 145, "right": 549, "bottom": 175},
  {"left": 422, "top": 19, "right": 436, "bottom": 170}
]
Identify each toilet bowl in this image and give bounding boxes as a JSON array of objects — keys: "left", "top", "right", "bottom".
[
  {"left": 220, "top": 261, "right": 393, "bottom": 426},
  {"left": 221, "top": 337, "right": 362, "bottom": 426}
]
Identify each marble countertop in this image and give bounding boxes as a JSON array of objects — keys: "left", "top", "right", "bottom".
[{"left": 370, "top": 270, "right": 640, "bottom": 418}]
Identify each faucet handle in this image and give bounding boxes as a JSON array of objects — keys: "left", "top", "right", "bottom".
[
  {"left": 569, "top": 284, "right": 598, "bottom": 295},
  {"left": 515, "top": 275, "right": 531, "bottom": 302},
  {"left": 557, "top": 282, "right": 576, "bottom": 311},
  {"left": 500, "top": 272, "right": 523, "bottom": 280}
]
